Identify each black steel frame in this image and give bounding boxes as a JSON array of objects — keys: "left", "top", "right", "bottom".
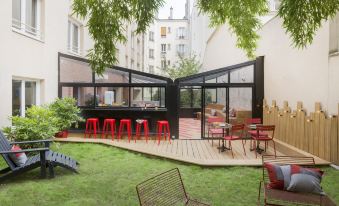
[{"left": 58, "top": 53, "right": 264, "bottom": 139}]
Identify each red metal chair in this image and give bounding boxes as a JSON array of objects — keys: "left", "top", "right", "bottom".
[
  {"left": 156, "top": 120, "right": 171, "bottom": 145},
  {"left": 245, "top": 118, "right": 266, "bottom": 136},
  {"left": 223, "top": 124, "right": 246, "bottom": 158},
  {"left": 118, "top": 119, "right": 132, "bottom": 142},
  {"left": 84, "top": 118, "right": 100, "bottom": 138},
  {"left": 207, "top": 117, "right": 224, "bottom": 146},
  {"left": 101, "top": 118, "right": 116, "bottom": 140},
  {"left": 135, "top": 119, "right": 149, "bottom": 143},
  {"left": 251, "top": 125, "right": 276, "bottom": 158}
]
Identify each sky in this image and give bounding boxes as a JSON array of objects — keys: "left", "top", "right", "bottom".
[{"left": 158, "top": 0, "right": 192, "bottom": 19}]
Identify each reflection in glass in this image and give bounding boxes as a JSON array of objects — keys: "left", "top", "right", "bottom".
[
  {"left": 230, "top": 65, "right": 254, "bottom": 83},
  {"left": 12, "top": 80, "right": 21, "bottom": 116},
  {"left": 132, "top": 73, "right": 166, "bottom": 83},
  {"left": 78, "top": 87, "right": 94, "bottom": 107},
  {"left": 62, "top": 87, "right": 73, "bottom": 98},
  {"left": 95, "top": 68, "right": 129, "bottom": 83},
  {"left": 60, "top": 57, "right": 92, "bottom": 83},
  {"left": 96, "top": 87, "right": 129, "bottom": 107},
  {"left": 131, "top": 87, "right": 164, "bottom": 107},
  {"left": 229, "top": 87, "right": 252, "bottom": 124},
  {"left": 25, "top": 81, "right": 36, "bottom": 110}
]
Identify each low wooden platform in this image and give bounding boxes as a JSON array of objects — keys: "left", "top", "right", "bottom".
[{"left": 55, "top": 136, "right": 330, "bottom": 166}]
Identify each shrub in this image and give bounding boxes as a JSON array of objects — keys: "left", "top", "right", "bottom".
[{"left": 3, "top": 105, "right": 59, "bottom": 142}]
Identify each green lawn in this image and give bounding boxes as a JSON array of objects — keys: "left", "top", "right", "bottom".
[{"left": 0, "top": 143, "right": 338, "bottom": 206}]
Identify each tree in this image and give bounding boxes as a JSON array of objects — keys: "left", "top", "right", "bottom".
[
  {"left": 72, "top": 0, "right": 164, "bottom": 75},
  {"left": 73, "top": 0, "right": 339, "bottom": 73},
  {"left": 198, "top": 0, "right": 339, "bottom": 58},
  {"left": 161, "top": 54, "right": 202, "bottom": 80}
]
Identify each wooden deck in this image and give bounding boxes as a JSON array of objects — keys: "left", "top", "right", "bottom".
[{"left": 55, "top": 136, "right": 330, "bottom": 166}]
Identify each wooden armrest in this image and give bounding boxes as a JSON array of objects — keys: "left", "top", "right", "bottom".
[
  {"left": 11, "top": 139, "right": 53, "bottom": 144},
  {"left": 0, "top": 147, "right": 49, "bottom": 154}
]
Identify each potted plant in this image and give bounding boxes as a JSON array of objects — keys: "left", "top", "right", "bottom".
[{"left": 49, "top": 97, "right": 84, "bottom": 138}]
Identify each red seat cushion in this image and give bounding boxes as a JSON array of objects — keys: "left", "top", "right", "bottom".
[
  {"left": 209, "top": 128, "right": 223, "bottom": 134},
  {"left": 248, "top": 130, "right": 268, "bottom": 136},
  {"left": 224, "top": 135, "right": 241, "bottom": 140}
]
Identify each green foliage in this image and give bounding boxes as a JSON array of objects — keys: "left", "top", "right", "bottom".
[
  {"left": 279, "top": 0, "right": 339, "bottom": 48},
  {"left": 198, "top": 0, "right": 339, "bottom": 57},
  {"left": 72, "top": 0, "right": 165, "bottom": 75},
  {"left": 3, "top": 106, "right": 59, "bottom": 142},
  {"left": 49, "top": 97, "right": 84, "bottom": 131},
  {"left": 162, "top": 55, "right": 202, "bottom": 80},
  {"left": 198, "top": 0, "right": 269, "bottom": 58}
]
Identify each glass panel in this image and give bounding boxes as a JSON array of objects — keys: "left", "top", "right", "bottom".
[
  {"left": 230, "top": 65, "right": 254, "bottom": 83},
  {"left": 229, "top": 87, "right": 252, "bottom": 124},
  {"left": 96, "top": 87, "right": 129, "bottom": 107},
  {"left": 192, "top": 88, "right": 201, "bottom": 108},
  {"left": 204, "top": 88, "right": 227, "bottom": 137},
  {"left": 131, "top": 87, "right": 163, "bottom": 107},
  {"left": 160, "top": 87, "right": 166, "bottom": 107},
  {"left": 60, "top": 57, "right": 92, "bottom": 83},
  {"left": 72, "top": 23, "right": 79, "bottom": 53},
  {"left": 77, "top": 87, "right": 94, "bottom": 107},
  {"left": 12, "top": 0, "right": 21, "bottom": 28},
  {"left": 180, "top": 89, "right": 191, "bottom": 108},
  {"left": 131, "top": 73, "right": 166, "bottom": 83},
  {"left": 181, "top": 77, "right": 203, "bottom": 84},
  {"left": 217, "top": 73, "right": 228, "bottom": 83},
  {"left": 205, "top": 72, "right": 228, "bottom": 83},
  {"left": 95, "top": 68, "right": 129, "bottom": 83},
  {"left": 25, "top": 0, "right": 37, "bottom": 34},
  {"left": 25, "top": 81, "right": 36, "bottom": 110},
  {"left": 180, "top": 87, "right": 201, "bottom": 108},
  {"left": 12, "top": 80, "right": 22, "bottom": 116},
  {"left": 62, "top": 87, "right": 73, "bottom": 98}
]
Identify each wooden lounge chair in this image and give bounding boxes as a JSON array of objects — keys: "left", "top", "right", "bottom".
[
  {"left": 0, "top": 131, "right": 78, "bottom": 182},
  {"left": 136, "top": 168, "right": 210, "bottom": 206},
  {"left": 258, "top": 155, "right": 337, "bottom": 206}
]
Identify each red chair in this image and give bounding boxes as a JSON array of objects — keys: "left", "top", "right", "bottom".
[
  {"left": 223, "top": 124, "right": 246, "bottom": 158},
  {"left": 207, "top": 117, "right": 224, "bottom": 146},
  {"left": 118, "top": 119, "right": 132, "bottom": 142},
  {"left": 101, "top": 119, "right": 116, "bottom": 140},
  {"left": 245, "top": 118, "right": 266, "bottom": 136},
  {"left": 84, "top": 118, "right": 100, "bottom": 138},
  {"left": 156, "top": 120, "right": 171, "bottom": 145},
  {"left": 135, "top": 119, "right": 149, "bottom": 143},
  {"left": 251, "top": 125, "right": 276, "bottom": 158}
]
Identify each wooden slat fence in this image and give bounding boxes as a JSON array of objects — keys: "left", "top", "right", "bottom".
[{"left": 263, "top": 100, "right": 339, "bottom": 165}]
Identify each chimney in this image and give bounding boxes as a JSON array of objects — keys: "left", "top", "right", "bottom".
[{"left": 169, "top": 7, "right": 173, "bottom": 19}]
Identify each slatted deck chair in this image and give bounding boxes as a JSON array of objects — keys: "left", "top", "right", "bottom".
[
  {"left": 136, "top": 168, "right": 210, "bottom": 206},
  {"left": 0, "top": 131, "right": 78, "bottom": 182},
  {"left": 258, "top": 155, "right": 337, "bottom": 206}
]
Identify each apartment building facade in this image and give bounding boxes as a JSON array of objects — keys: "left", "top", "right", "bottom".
[{"left": 0, "top": 0, "right": 147, "bottom": 128}]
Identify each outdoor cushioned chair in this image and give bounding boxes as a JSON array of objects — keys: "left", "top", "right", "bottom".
[
  {"left": 0, "top": 131, "right": 78, "bottom": 182},
  {"left": 258, "top": 155, "right": 336, "bottom": 206},
  {"left": 136, "top": 168, "right": 210, "bottom": 206}
]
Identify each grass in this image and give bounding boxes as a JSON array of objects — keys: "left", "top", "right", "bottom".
[{"left": 0, "top": 143, "right": 338, "bottom": 206}]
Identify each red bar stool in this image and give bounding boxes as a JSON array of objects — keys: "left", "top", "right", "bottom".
[
  {"left": 102, "top": 119, "right": 116, "bottom": 140},
  {"left": 118, "top": 119, "right": 132, "bottom": 142},
  {"left": 84, "top": 118, "right": 100, "bottom": 138},
  {"left": 135, "top": 119, "right": 149, "bottom": 143},
  {"left": 156, "top": 120, "right": 171, "bottom": 145}
]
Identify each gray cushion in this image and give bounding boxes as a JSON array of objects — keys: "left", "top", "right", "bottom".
[
  {"left": 287, "top": 173, "right": 325, "bottom": 195},
  {"left": 280, "top": 165, "right": 291, "bottom": 189}
]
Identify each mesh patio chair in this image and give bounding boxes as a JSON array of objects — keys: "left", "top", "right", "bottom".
[{"left": 136, "top": 168, "right": 210, "bottom": 206}]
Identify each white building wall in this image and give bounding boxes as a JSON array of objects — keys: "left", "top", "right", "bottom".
[{"left": 202, "top": 16, "right": 339, "bottom": 114}]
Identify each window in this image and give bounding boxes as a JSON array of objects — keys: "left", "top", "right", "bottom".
[
  {"left": 167, "top": 60, "right": 170, "bottom": 66},
  {"left": 131, "top": 32, "right": 135, "bottom": 49},
  {"left": 161, "top": 27, "right": 166, "bottom": 38},
  {"left": 177, "top": 44, "right": 186, "bottom": 55},
  {"left": 329, "top": 12, "right": 339, "bottom": 54},
  {"left": 161, "top": 44, "right": 166, "bottom": 53},
  {"left": 168, "top": 27, "right": 171, "bottom": 33},
  {"left": 131, "top": 87, "right": 165, "bottom": 107},
  {"left": 12, "top": 79, "right": 40, "bottom": 116},
  {"left": 96, "top": 87, "right": 129, "bottom": 107},
  {"left": 161, "top": 60, "right": 166, "bottom": 69},
  {"left": 149, "top": 65, "right": 154, "bottom": 74},
  {"left": 131, "top": 59, "right": 134, "bottom": 69},
  {"left": 68, "top": 20, "right": 81, "bottom": 54},
  {"left": 149, "top": 49, "right": 154, "bottom": 58},
  {"left": 137, "top": 63, "right": 140, "bottom": 70},
  {"left": 12, "top": 0, "right": 42, "bottom": 39},
  {"left": 167, "top": 44, "right": 171, "bottom": 51},
  {"left": 149, "top": 31, "right": 154, "bottom": 41},
  {"left": 177, "top": 27, "right": 186, "bottom": 39}
]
